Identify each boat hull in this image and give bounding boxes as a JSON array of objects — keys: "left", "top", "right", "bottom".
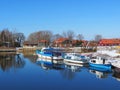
[
  {"left": 89, "top": 62, "right": 111, "bottom": 70},
  {"left": 36, "top": 50, "right": 63, "bottom": 62},
  {"left": 89, "top": 66, "right": 112, "bottom": 72}
]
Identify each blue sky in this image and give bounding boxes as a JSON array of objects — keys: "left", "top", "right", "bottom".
[{"left": 0, "top": 0, "right": 120, "bottom": 40}]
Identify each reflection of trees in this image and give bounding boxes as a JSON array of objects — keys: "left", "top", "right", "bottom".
[
  {"left": 14, "top": 54, "right": 25, "bottom": 68},
  {"left": 23, "top": 51, "right": 37, "bottom": 63},
  {"left": 60, "top": 65, "right": 81, "bottom": 80},
  {"left": 0, "top": 54, "right": 14, "bottom": 71},
  {"left": 0, "top": 53, "right": 25, "bottom": 72}
]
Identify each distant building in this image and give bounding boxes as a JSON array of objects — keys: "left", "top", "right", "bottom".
[
  {"left": 53, "top": 38, "right": 72, "bottom": 47},
  {"left": 23, "top": 41, "right": 38, "bottom": 47},
  {"left": 38, "top": 40, "right": 49, "bottom": 47},
  {"left": 53, "top": 38, "right": 87, "bottom": 47},
  {"left": 72, "top": 40, "right": 87, "bottom": 47},
  {"left": 98, "top": 39, "right": 120, "bottom": 46},
  {"left": 84, "top": 41, "right": 98, "bottom": 49}
]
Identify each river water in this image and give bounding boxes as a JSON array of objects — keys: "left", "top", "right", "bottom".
[{"left": 0, "top": 52, "right": 120, "bottom": 90}]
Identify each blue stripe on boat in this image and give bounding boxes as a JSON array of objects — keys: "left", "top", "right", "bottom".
[{"left": 89, "top": 62, "right": 111, "bottom": 70}]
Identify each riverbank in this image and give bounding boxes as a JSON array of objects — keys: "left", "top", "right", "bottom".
[
  {"left": 0, "top": 47, "right": 96, "bottom": 53},
  {"left": 0, "top": 47, "right": 16, "bottom": 52}
]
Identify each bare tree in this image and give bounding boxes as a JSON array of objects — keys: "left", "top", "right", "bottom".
[
  {"left": 27, "top": 32, "right": 39, "bottom": 43},
  {"left": 62, "top": 30, "right": 75, "bottom": 40},
  {"left": 52, "top": 34, "right": 63, "bottom": 41},
  {"left": 0, "top": 29, "right": 13, "bottom": 47},
  {"left": 95, "top": 34, "right": 102, "bottom": 42},
  {"left": 0, "top": 29, "right": 10, "bottom": 42},
  {"left": 62, "top": 31, "right": 67, "bottom": 38},
  {"left": 27, "top": 30, "right": 53, "bottom": 44},
  {"left": 76, "top": 34, "right": 84, "bottom": 40},
  {"left": 13, "top": 33, "right": 25, "bottom": 47},
  {"left": 67, "top": 30, "right": 75, "bottom": 40}
]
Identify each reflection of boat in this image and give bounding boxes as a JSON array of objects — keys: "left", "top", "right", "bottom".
[
  {"left": 36, "top": 58, "right": 64, "bottom": 70},
  {"left": 89, "top": 66, "right": 112, "bottom": 72},
  {"left": 36, "top": 56, "right": 63, "bottom": 64},
  {"left": 36, "top": 47, "right": 64, "bottom": 64},
  {"left": 65, "top": 65, "right": 80, "bottom": 72},
  {"left": 89, "top": 67, "right": 112, "bottom": 79},
  {"left": 64, "top": 53, "right": 89, "bottom": 64},
  {"left": 64, "top": 63, "right": 82, "bottom": 72},
  {"left": 64, "top": 61, "right": 87, "bottom": 67},
  {"left": 89, "top": 69, "right": 108, "bottom": 79},
  {"left": 89, "top": 55, "right": 111, "bottom": 70},
  {"left": 112, "top": 67, "right": 120, "bottom": 81}
]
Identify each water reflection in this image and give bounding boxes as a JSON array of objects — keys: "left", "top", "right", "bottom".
[
  {"left": 36, "top": 57, "right": 85, "bottom": 80},
  {"left": 15, "top": 53, "right": 25, "bottom": 68},
  {"left": 112, "top": 68, "right": 120, "bottom": 81},
  {"left": 60, "top": 63, "right": 84, "bottom": 80},
  {"left": 23, "top": 51, "right": 37, "bottom": 63},
  {"left": 89, "top": 66, "right": 112, "bottom": 79},
  {"left": 64, "top": 64, "right": 81, "bottom": 72},
  {"left": 0, "top": 52, "right": 25, "bottom": 72},
  {"left": 36, "top": 58, "right": 64, "bottom": 70},
  {"left": 1, "top": 52, "right": 120, "bottom": 90},
  {"left": 1, "top": 52, "right": 119, "bottom": 82}
]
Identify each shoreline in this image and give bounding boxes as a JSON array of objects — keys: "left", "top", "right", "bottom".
[
  {"left": 0, "top": 48, "right": 16, "bottom": 52},
  {"left": 0, "top": 47, "right": 96, "bottom": 54}
]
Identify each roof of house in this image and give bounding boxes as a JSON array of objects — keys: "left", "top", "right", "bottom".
[
  {"left": 54, "top": 38, "right": 69, "bottom": 43},
  {"left": 54, "top": 38, "right": 88, "bottom": 44},
  {"left": 99, "top": 39, "right": 120, "bottom": 44}
]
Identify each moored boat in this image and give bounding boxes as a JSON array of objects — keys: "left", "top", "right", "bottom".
[
  {"left": 64, "top": 53, "right": 90, "bottom": 64},
  {"left": 89, "top": 55, "right": 111, "bottom": 70},
  {"left": 36, "top": 47, "right": 64, "bottom": 64}
]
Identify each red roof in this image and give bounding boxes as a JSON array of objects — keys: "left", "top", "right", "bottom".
[
  {"left": 99, "top": 39, "right": 120, "bottom": 44},
  {"left": 54, "top": 38, "right": 68, "bottom": 43}
]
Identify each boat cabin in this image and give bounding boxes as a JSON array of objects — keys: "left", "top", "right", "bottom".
[
  {"left": 41, "top": 47, "right": 63, "bottom": 57},
  {"left": 91, "top": 56, "right": 108, "bottom": 64}
]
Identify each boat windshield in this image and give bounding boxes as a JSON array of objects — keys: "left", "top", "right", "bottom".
[
  {"left": 42, "top": 48, "right": 63, "bottom": 52},
  {"left": 52, "top": 52, "right": 61, "bottom": 56},
  {"left": 91, "top": 57, "right": 97, "bottom": 59},
  {"left": 80, "top": 55, "right": 85, "bottom": 59}
]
